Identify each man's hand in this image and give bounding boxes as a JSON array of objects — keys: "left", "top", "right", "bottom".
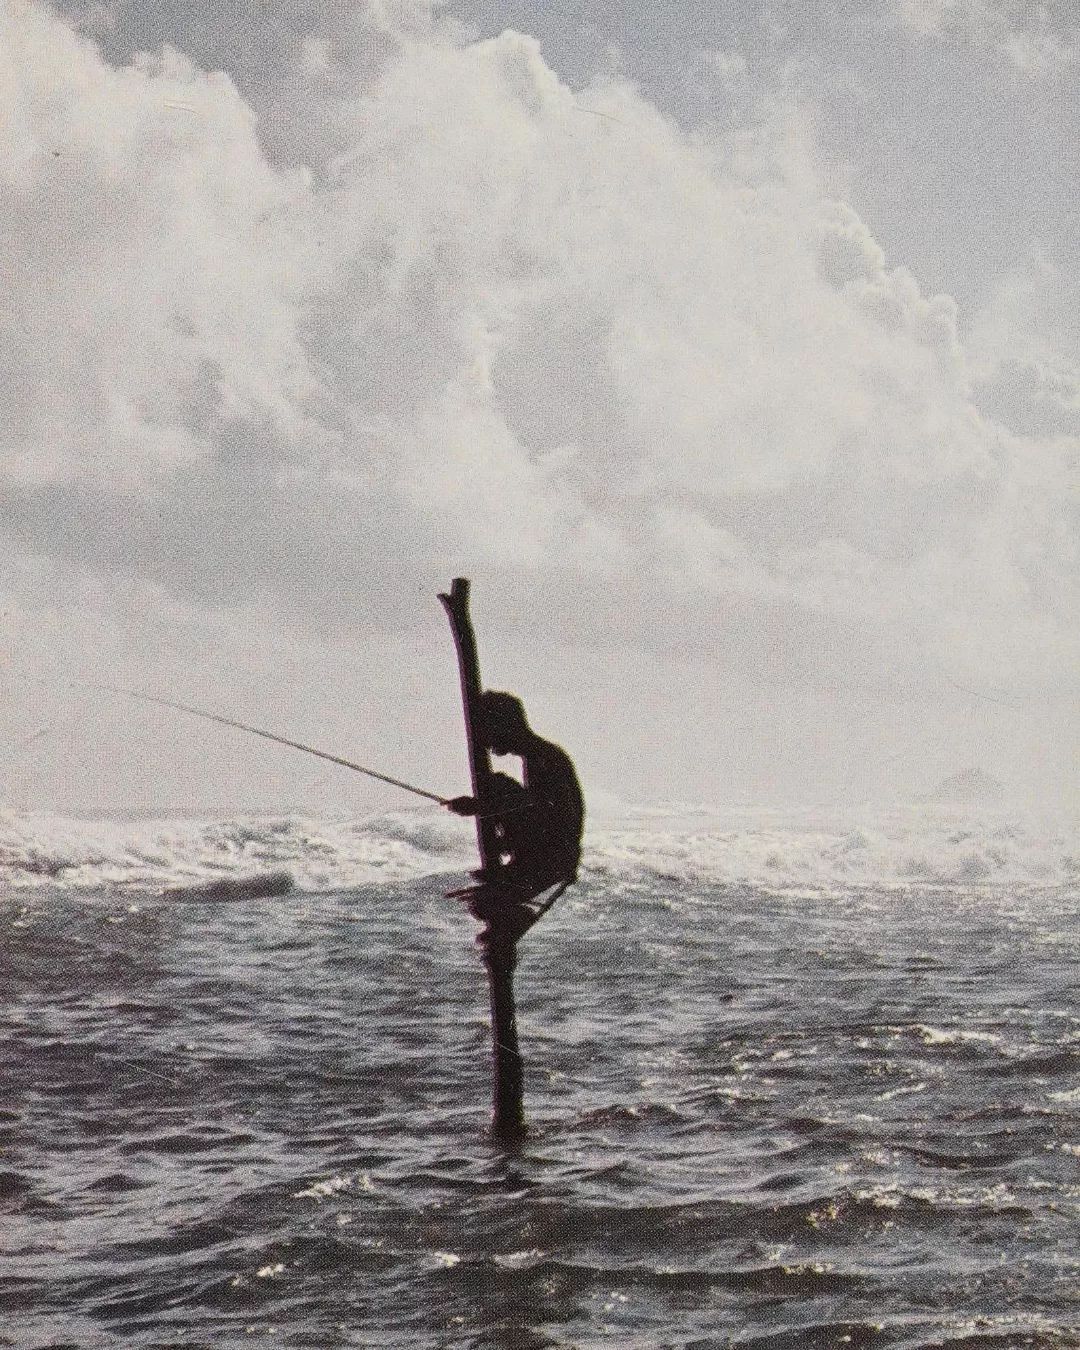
[{"left": 446, "top": 795, "right": 478, "bottom": 816}]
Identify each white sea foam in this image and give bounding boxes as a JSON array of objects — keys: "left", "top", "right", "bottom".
[
  {"left": 0, "top": 807, "right": 470, "bottom": 894},
  {"left": 584, "top": 802, "right": 1078, "bottom": 896},
  {"left": 0, "top": 802, "right": 1075, "bottom": 896},
  {"left": 911, "top": 1025, "right": 1003, "bottom": 1048}
]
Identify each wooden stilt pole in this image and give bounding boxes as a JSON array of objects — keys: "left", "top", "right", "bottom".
[{"left": 439, "top": 578, "right": 526, "bottom": 1139}]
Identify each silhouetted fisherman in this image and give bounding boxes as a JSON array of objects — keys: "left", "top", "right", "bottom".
[{"left": 447, "top": 690, "right": 584, "bottom": 945}]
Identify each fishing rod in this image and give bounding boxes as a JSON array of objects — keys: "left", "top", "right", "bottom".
[{"left": 96, "top": 684, "right": 450, "bottom": 805}]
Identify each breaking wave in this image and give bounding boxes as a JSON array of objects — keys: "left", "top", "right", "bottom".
[
  {"left": 0, "top": 808, "right": 470, "bottom": 894},
  {"left": 0, "top": 802, "right": 1075, "bottom": 896}
]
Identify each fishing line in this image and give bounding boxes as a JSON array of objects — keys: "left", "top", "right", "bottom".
[{"left": 95, "top": 684, "right": 451, "bottom": 805}]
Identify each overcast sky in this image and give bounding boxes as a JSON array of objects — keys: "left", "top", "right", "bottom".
[{"left": 1, "top": 0, "right": 1077, "bottom": 814}]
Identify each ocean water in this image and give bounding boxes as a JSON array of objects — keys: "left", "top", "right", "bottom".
[{"left": 1, "top": 804, "right": 1078, "bottom": 1349}]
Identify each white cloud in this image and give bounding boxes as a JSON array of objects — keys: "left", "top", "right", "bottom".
[
  {"left": 895, "top": 0, "right": 1077, "bottom": 77},
  {"left": 1, "top": 7, "right": 319, "bottom": 493},
  {"left": 973, "top": 356, "right": 1080, "bottom": 438}
]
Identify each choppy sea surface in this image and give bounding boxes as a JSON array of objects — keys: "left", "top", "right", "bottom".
[{"left": 2, "top": 802, "right": 1078, "bottom": 1349}]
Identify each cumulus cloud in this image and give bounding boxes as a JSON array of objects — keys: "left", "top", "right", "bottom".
[
  {"left": 972, "top": 356, "right": 1080, "bottom": 439},
  {"left": 2, "top": 11, "right": 318, "bottom": 476},
  {"left": 1, "top": 0, "right": 1077, "bottom": 807}
]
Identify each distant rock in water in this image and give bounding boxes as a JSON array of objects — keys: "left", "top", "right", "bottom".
[
  {"left": 163, "top": 871, "right": 295, "bottom": 903},
  {"left": 920, "top": 767, "right": 1005, "bottom": 805}
]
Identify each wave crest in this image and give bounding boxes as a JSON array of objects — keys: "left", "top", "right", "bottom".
[{"left": 0, "top": 803, "right": 1074, "bottom": 895}]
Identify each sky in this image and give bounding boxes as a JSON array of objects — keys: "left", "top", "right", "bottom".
[{"left": 1, "top": 0, "right": 1077, "bottom": 814}]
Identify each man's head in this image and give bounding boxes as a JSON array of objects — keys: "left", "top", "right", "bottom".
[{"left": 480, "top": 690, "right": 531, "bottom": 755}]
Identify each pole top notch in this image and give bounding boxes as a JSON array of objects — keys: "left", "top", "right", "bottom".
[{"left": 439, "top": 577, "right": 471, "bottom": 611}]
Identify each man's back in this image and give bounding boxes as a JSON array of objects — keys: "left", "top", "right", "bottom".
[{"left": 516, "top": 735, "right": 584, "bottom": 884}]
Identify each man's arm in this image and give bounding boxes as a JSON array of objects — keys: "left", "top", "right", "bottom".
[{"left": 446, "top": 773, "right": 528, "bottom": 818}]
